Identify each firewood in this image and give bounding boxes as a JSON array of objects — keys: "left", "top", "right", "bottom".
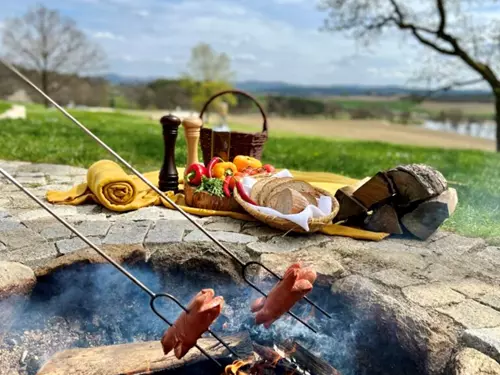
[
  {"left": 386, "top": 164, "right": 447, "bottom": 206},
  {"left": 364, "top": 204, "right": 403, "bottom": 234},
  {"left": 280, "top": 340, "right": 342, "bottom": 374},
  {"left": 401, "top": 188, "right": 458, "bottom": 240},
  {"left": 352, "top": 172, "right": 395, "bottom": 209},
  {"left": 36, "top": 332, "right": 253, "bottom": 375},
  {"left": 334, "top": 185, "right": 368, "bottom": 222}
]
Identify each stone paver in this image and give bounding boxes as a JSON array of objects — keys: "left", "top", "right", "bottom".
[
  {"left": 184, "top": 229, "right": 257, "bottom": 244},
  {"left": 451, "top": 348, "right": 500, "bottom": 375},
  {"left": 144, "top": 220, "right": 186, "bottom": 244},
  {"left": 40, "top": 225, "right": 72, "bottom": 241},
  {"left": 203, "top": 217, "right": 243, "bottom": 233},
  {"left": 370, "top": 269, "right": 423, "bottom": 288},
  {"left": 463, "top": 327, "right": 500, "bottom": 363},
  {"left": 437, "top": 300, "right": 500, "bottom": 329},
  {"left": 1, "top": 242, "right": 58, "bottom": 263},
  {"left": 478, "top": 247, "right": 500, "bottom": 267},
  {"left": 103, "top": 221, "right": 152, "bottom": 245},
  {"left": 403, "top": 284, "right": 466, "bottom": 307},
  {"left": 448, "top": 280, "right": 500, "bottom": 299},
  {"left": 56, "top": 237, "right": 103, "bottom": 255},
  {"left": 246, "top": 234, "right": 331, "bottom": 253},
  {"left": 479, "top": 294, "right": 500, "bottom": 311},
  {"left": 72, "top": 220, "right": 110, "bottom": 237},
  {"left": 0, "top": 261, "right": 36, "bottom": 299},
  {"left": 0, "top": 228, "right": 46, "bottom": 250},
  {"left": 0, "top": 219, "right": 24, "bottom": 232}
]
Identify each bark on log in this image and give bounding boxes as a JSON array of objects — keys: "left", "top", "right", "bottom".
[
  {"left": 280, "top": 340, "right": 342, "bottom": 374},
  {"left": 364, "top": 205, "right": 403, "bottom": 235},
  {"left": 401, "top": 188, "right": 458, "bottom": 240},
  {"left": 387, "top": 164, "right": 448, "bottom": 206},
  {"left": 352, "top": 172, "right": 395, "bottom": 209},
  {"left": 36, "top": 332, "right": 252, "bottom": 375},
  {"left": 334, "top": 186, "right": 368, "bottom": 222}
]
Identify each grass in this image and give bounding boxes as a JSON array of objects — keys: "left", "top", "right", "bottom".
[
  {"left": 1, "top": 107, "right": 500, "bottom": 241},
  {"left": 0, "top": 101, "right": 12, "bottom": 114}
]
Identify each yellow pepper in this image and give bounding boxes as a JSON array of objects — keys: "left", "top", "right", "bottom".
[
  {"left": 211, "top": 162, "right": 238, "bottom": 179},
  {"left": 233, "top": 155, "right": 262, "bottom": 172}
]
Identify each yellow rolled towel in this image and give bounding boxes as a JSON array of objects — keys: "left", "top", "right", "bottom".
[{"left": 46, "top": 160, "right": 161, "bottom": 212}]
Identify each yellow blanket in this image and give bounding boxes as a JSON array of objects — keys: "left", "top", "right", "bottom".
[{"left": 46, "top": 160, "right": 388, "bottom": 241}]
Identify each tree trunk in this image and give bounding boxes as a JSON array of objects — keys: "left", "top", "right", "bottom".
[
  {"left": 41, "top": 70, "right": 50, "bottom": 107},
  {"left": 496, "top": 93, "right": 500, "bottom": 152}
]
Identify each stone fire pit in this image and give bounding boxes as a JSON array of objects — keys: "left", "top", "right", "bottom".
[{"left": 1, "top": 159, "right": 500, "bottom": 375}]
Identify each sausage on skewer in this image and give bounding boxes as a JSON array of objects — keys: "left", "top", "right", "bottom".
[
  {"left": 251, "top": 262, "right": 317, "bottom": 328},
  {"left": 161, "top": 289, "right": 224, "bottom": 359}
]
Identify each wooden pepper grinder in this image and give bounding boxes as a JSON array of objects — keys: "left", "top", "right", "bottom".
[
  {"left": 182, "top": 116, "right": 203, "bottom": 167},
  {"left": 159, "top": 114, "right": 181, "bottom": 193}
]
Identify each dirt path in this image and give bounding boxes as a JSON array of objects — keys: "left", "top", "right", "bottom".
[
  {"left": 114, "top": 109, "right": 495, "bottom": 152},
  {"left": 230, "top": 114, "right": 495, "bottom": 151}
]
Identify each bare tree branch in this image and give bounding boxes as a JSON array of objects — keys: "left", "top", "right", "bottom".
[
  {"left": 407, "top": 78, "right": 484, "bottom": 103},
  {"left": 1, "top": 4, "right": 107, "bottom": 106}
]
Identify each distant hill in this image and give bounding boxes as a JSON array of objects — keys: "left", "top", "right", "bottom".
[
  {"left": 234, "top": 80, "right": 492, "bottom": 99},
  {"left": 102, "top": 74, "right": 493, "bottom": 100}
]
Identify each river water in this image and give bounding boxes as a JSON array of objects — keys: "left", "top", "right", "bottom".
[{"left": 422, "top": 120, "right": 496, "bottom": 140}]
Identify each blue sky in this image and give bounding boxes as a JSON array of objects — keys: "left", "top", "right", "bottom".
[{"left": 1, "top": 0, "right": 499, "bottom": 86}]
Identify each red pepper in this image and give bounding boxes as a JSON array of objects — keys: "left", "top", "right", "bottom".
[
  {"left": 223, "top": 175, "right": 232, "bottom": 198},
  {"left": 229, "top": 172, "right": 246, "bottom": 191},
  {"left": 185, "top": 163, "right": 208, "bottom": 186},
  {"left": 236, "top": 179, "right": 257, "bottom": 205},
  {"left": 207, "top": 157, "right": 223, "bottom": 178},
  {"left": 263, "top": 164, "right": 275, "bottom": 173}
]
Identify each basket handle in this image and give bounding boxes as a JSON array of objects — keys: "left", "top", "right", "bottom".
[{"left": 198, "top": 89, "right": 268, "bottom": 133}]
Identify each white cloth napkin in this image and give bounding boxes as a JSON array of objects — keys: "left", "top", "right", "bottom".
[{"left": 241, "top": 170, "right": 332, "bottom": 232}]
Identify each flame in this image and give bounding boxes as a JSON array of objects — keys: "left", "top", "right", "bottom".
[{"left": 224, "top": 359, "right": 251, "bottom": 374}]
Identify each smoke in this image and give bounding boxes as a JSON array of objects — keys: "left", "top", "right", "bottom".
[{"left": 4, "top": 263, "right": 415, "bottom": 375}]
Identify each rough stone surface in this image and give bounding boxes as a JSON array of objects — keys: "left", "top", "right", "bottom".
[
  {"left": 203, "top": 216, "right": 243, "bottom": 232},
  {"left": 144, "top": 220, "right": 187, "bottom": 244},
  {"left": 437, "top": 300, "right": 500, "bottom": 329},
  {"left": 0, "top": 261, "right": 36, "bottom": 299},
  {"left": 463, "top": 327, "right": 500, "bottom": 363},
  {"left": 56, "top": 236, "right": 103, "bottom": 255},
  {"left": 2, "top": 242, "right": 58, "bottom": 264},
  {"left": 403, "top": 284, "right": 466, "bottom": 307},
  {"left": 332, "top": 275, "right": 457, "bottom": 375},
  {"left": 479, "top": 294, "right": 500, "bottom": 311},
  {"left": 448, "top": 279, "right": 500, "bottom": 299},
  {"left": 452, "top": 348, "right": 500, "bottom": 375},
  {"left": 370, "top": 269, "right": 423, "bottom": 288},
  {"left": 103, "top": 221, "right": 151, "bottom": 245},
  {"left": 184, "top": 229, "right": 257, "bottom": 244},
  {"left": 259, "top": 245, "right": 346, "bottom": 286},
  {"left": 72, "top": 220, "right": 110, "bottom": 237},
  {"left": 478, "top": 247, "right": 500, "bottom": 267},
  {"left": 39, "top": 224, "right": 72, "bottom": 241},
  {"left": 246, "top": 234, "right": 331, "bottom": 253},
  {"left": 0, "top": 228, "right": 45, "bottom": 250}
]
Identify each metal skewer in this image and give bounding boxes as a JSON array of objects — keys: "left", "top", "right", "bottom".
[
  {"left": 1, "top": 59, "right": 331, "bottom": 333},
  {"left": 0, "top": 168, "right": 238, "bottom": 367}
]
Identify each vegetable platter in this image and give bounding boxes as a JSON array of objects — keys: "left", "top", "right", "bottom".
[{"left": 183, "top": 155, "right": 275, "bottom": 212}]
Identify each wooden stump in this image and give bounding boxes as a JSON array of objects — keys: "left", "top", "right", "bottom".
[
  {"left": 334, "top": 186, "right": 367, "bottom": 222},
  {"left": 401, "top": 188, "right": 458, "bottom": 240},
  {"left": 364, "top": 204, "right": 403, "bottom": 235},
  {"left": 352, "top": 172, "right": 394, "bottom": 209},
  {"left": 36, "top": 333, "right": 252, "bottom": 375}
]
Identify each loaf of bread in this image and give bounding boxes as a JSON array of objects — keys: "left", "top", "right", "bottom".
[{"left": 249, "top": 177, "right": 319, "bottom": 214}]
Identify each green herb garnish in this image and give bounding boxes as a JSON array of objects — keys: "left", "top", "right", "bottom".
[{"left": 196, "top": 176, "right": 225, "bottom": 197}]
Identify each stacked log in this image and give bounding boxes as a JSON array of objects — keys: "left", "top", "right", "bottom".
[{"left": 334, "top": 164, "right": 458, "bottom": 240}]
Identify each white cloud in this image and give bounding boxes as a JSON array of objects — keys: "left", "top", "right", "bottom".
[
  {"left": 93, "top": 31, "right": 124, "bottom": 41},
  {"left": 135, "top": 10, "right": 150, "bottom": 17}
]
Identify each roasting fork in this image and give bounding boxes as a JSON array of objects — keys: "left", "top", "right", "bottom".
[{"left": 0, "top": 59, "right": 332, "bottom": 367}]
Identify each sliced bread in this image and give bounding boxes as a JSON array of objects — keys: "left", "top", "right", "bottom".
[
  {"left": 258, "top": 177, "right": 294, "bottom": 206},
  {"left": 250, "top": 176, "right": 276, "bottom": 204},
  {"left": 262, "top": 180, "right": 318, "bottom": 207},
  {"left": 270, "top": 188, "right": 309, "bottom": 214}
]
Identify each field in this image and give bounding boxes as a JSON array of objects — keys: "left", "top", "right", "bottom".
[{"left": 1, "top": 104, "right": 500, "bottom": 242}]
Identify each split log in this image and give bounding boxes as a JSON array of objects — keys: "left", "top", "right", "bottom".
[
  {"left": 352, "top": 172, "right": 394, "bottom": 209},
  {"left": 334, "top": 186, "right": 368, "bottom": 222},
  {"left": 280, "top": 340, "right": 342, "bottom": 375},
  {"left": 364, "top": 204, "right": 403, "bottom": 235},
  {"left": 401, "top": 188, "right": 458, "bottom": 240},
  {"left": 387, "top": 164, "right": 447, "bottom": 206},
  {"left": 36, "top": 332, "right": 252, "bottom": 375}
]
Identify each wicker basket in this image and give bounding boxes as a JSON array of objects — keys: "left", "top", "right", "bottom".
[
  {"left": 199, "top": 89, "right": 268, "bottom": 164},
  {"left": 233, "top": 186, "right": 340, "bottom": 233},
  {"left": 184, "top": 183, "right": 244, "bottom": 213}
]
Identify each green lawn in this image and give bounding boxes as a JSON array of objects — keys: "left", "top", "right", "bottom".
[
  {"left": 0, "top": 108, "right": 499, "bottom": 241},
  {"left": 0, "top": 101, "right": 12, "bottom": 114}
]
